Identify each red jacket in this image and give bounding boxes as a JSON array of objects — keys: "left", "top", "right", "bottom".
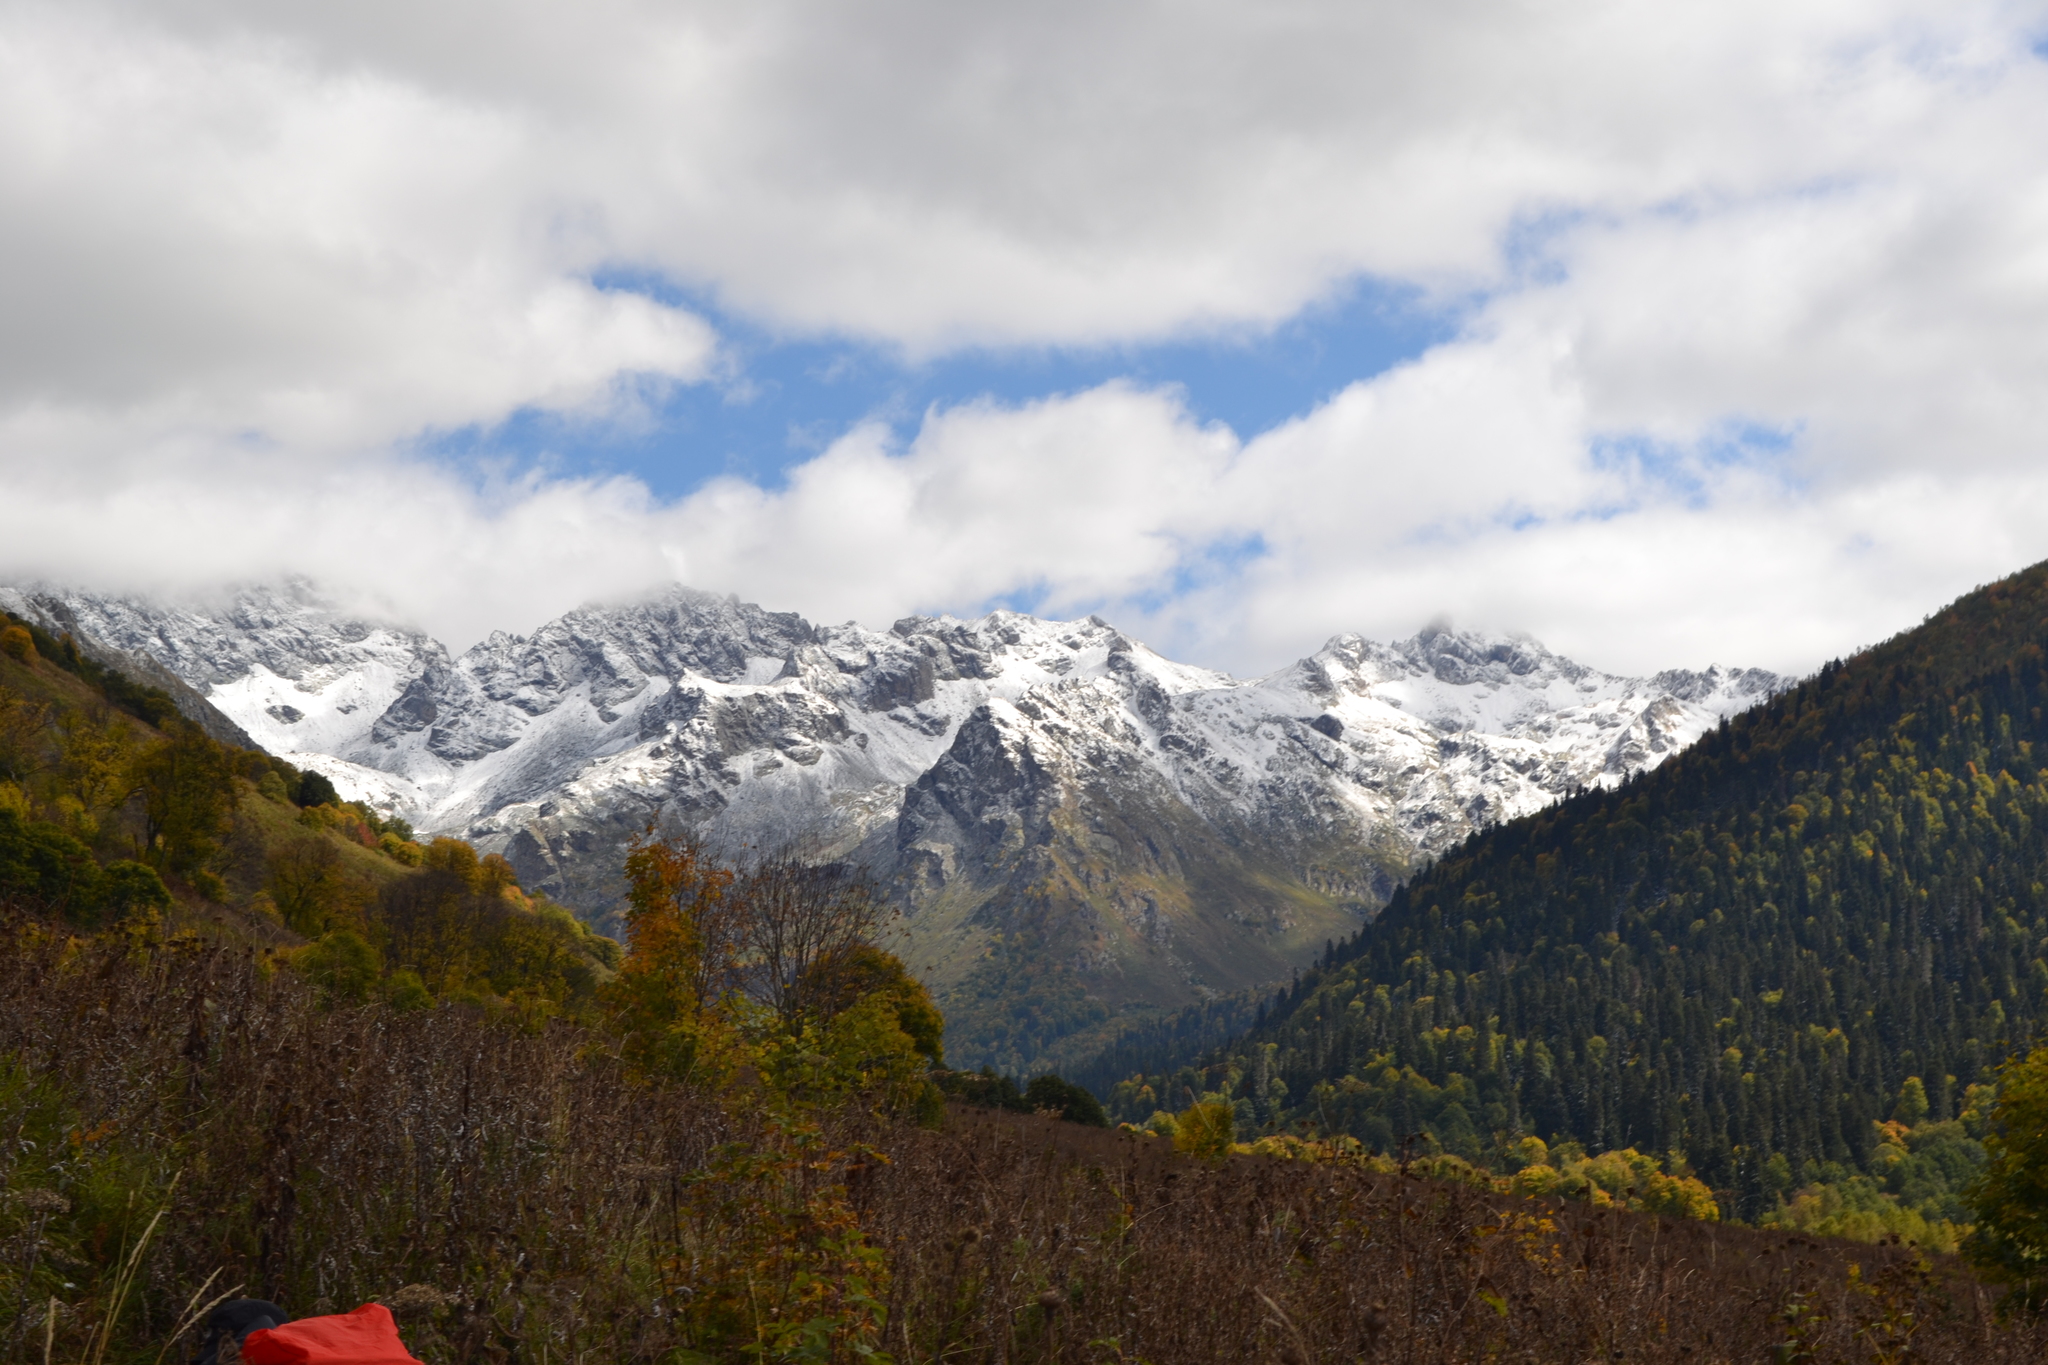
[{"left": 240, "top": 1304, "right": 423, "bottom": 1365}]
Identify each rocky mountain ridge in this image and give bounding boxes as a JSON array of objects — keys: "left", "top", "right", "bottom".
[{"left": 0, "top": 581, "right": 1781, "bottom": 1069}]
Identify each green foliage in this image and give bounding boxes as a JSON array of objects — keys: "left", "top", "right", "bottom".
[
  {"left": 604, "top": 832, "right": 735, "bottom": 1079},
  {"left": 933, "top": 1066, "right": 1030, "bottom": 1110},
  {"left": 1173, "top": 1100, "right": 1236, "bottom": 1160},
  {"left": 1967, "top": 1040, "right": 2048, "bottom": 1305},
  {"left": 3, "top": 609, "right": 179, "bottom": 727},
  {"left": 1506, "top": 1141, "right": 1721, "bottom": 1221},
  {"left": 1123, "top": 559, "right": 2048, "bottom": 1219},
  {"left": 1066, "top": 990, "right": 1261, "bottom": 1096},
  {"left": 934, "top": 1065, "right": 1111, "bottom": 1128},
  {"left": 382, "top": 966, "right": 433, "bottom": 1011},
  {"left": 294, "top": 768, "right": 340, "bottom": 808},
  {"left": 0, "top": 807, "right": 171, "bottom": 929},
  {"left": 0, "top": 804, "right": 101, "bottom": 919},
  {"left": 97, "top": 859, "right": 172, "bottom": 922},
  {"left": 1753, "top": 1113, "right": 1990, "bottom": 1252},
  {"left": 0, "top": 688, "right": 48, "bottom": 785},
  {"left": 799, "top": 942, "right": 946, "bottom": 1064},
  {"left": 131, "top": 719, "right": 236, "bottom": 879},
  {"left": 605, "top": 831, "right": 936, "bottom": 1110},
  {"left": 945, "top": 929, "right": 1112, "bottom": 1072},
  {"left": 1, "top": 637, "right": 618, "bottom": 1025},
  {"left": 756, "top": 993, "right": 939, "bottom": 1115},
  {"left": 1022, "top": 1073, "right": 1108, "bottom": 1126},
  {"left": 294, "top": 795, "right": 423, "bottom": 865},
  {"left": 56, "top": 708, "right": 136, "bottom": 841},
  {"left": 670, "top": 1119, "right": 893, "bottom": 1359},
  {"left": 0, "top": 1054, "right": 175, "bottom": 1363},
  {"left": 266, "top": 831, "right": 365, "bottom": 934},
  {"left": 295, "top": 928, "right": 382, "bottom": 1002},
  {"left": 369, "top": 862, "right": 614, "bottom": 1014},
  {"left": 1766, "top": 1172, "right": 1962, "bottom": 1253}
]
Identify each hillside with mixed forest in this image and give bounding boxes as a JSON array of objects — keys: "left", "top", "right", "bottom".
[
  {"left": 1105, "top": 561, "right": 2048, "bottom": 1229},
  {"left": 0, "top": 610, "right": 616, "bottom": 1017}
]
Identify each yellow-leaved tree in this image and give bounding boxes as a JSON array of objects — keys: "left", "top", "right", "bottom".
[
  {"left": 604, "top": 831, "right": 742, "bottom": 1082},
  {"left": 604, "top": 832, "right": 938, "bottom": 1360},
  {"left": 603, "top": 830, "right": 941, "bottom": 1111},
  {"left": 1174, "top": 1101, "right": 1237, "bottom": 1161}
]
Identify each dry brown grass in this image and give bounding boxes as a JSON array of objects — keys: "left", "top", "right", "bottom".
[
  {"left": 3, "top": 920, "right": 2045, "bottom": 1364},
  {"left": 867, "top": 1109, "right": 2045, "bottom": 1362}
]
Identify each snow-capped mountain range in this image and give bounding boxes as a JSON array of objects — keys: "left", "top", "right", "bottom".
[{"left": 0, "top": 581, "right": 1781, "bottom": 1070}]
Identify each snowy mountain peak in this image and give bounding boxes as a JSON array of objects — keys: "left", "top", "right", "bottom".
[{"left": 3, "top": 580, "right": 1786, "bottom": 1070}]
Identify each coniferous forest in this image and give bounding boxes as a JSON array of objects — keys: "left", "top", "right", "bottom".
[{"left": 1106, "top": 562, "right": 2048, "bottom": 1229}]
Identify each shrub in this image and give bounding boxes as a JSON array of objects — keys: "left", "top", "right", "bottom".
[
  {"left": 1023, "top": 1073, "right": 1108, "bottom": 1126},
  {"left": 0, "top": 806, "right": 102, "bottom": 924},
  {"left": 98, "top": 860, "right": 172, "bottom": 921},
  {"left": 1968, "top": 1041, "right": 2048, "bottom": 1306},
  {"left": 5, "top": 929, "right": 2048, "bottom": 1364},
  {"left": 295, "top": 769, "right": 340, "bottom": 808},
  {"left": 295, "top": 929, "right": 382, "bottom": 1002},
  {"left": 382, "top": 968, "right": 433, "bottom": 1011},
  {"left": 800, "top": 943, "right": 946, "bottom": 1064},
  {"left": 1173, "top": 1100, "right": 1236, "bottom": 1160}
]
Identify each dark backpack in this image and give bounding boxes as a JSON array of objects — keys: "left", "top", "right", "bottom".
[{"left": 192, "top": 1299, "right": 289, "bottom": 1365}]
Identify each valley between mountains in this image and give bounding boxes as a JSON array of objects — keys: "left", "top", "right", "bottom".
[{"left": 0, "top": 582, "right": 1778, "bottom": 1070}]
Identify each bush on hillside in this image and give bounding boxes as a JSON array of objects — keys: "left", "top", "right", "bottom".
[
  {"left": 1023, "top": 1072, "right": 1107, "bottom": 1126},
  {"left": 295, "top": 768, "right": 340, "bottom": 808},
  {"left": 1968, "top": 1040, "right": 2048, "bottom": 1307}
]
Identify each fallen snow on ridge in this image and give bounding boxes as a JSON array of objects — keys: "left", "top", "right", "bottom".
[{"left": 3, "top": 582, "right": 1781, "bottom": 878}]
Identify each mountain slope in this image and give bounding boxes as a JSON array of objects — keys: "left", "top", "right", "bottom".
[
  {"left": 0, "top": 580, "right": 1778, "bottom": 1068},
  {"left": 0, "top": 606, "right": 617, "bottom": 1016},
  {"left": 1156, "top": 560, "right": 2048, "bottom": 1217}
]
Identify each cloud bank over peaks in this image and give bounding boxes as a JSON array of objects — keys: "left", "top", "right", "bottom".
[
  {"left": 9, "top": 342, "right": 2026, "bottom": 682},
  {"left": 3, "top": 2, "right": 2048, "bottom": 677}
]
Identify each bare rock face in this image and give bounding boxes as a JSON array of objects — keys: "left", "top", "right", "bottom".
[{"left": 3, "top": 580, "right": 1781, "bottom": 1071}]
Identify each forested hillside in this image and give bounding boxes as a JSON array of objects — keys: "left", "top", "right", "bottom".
[
  {"left": 1109, "top": 561, "right": 2048, "bottom": 1224},
  {"left": 0, "top": 611, "right": 615, "bottom": 1016}
]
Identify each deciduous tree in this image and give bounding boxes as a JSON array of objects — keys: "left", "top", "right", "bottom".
[
  {"left": 737, "top": 854, "right": 885, "bottom": 1030},
  {"left": 1967, "top": 1043, "right": 2048, "bottom": 1307},
  {"left": 130, "top": 720, "right": 235, "bottom": 882}
]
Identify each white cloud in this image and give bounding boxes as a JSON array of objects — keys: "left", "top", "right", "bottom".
[
  {"left": 0, "top": 2, "right": 716, "bottom": 451},
  {"left": 5, "top": 1, "right": 2048, "bottom": 677},
  {"left": 2, "top": 356, "right": 2036, "bottom": 680}
]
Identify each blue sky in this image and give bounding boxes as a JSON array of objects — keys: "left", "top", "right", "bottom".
[{"left": 425, "top": 275, "right": 1457, "bottom": 499}]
